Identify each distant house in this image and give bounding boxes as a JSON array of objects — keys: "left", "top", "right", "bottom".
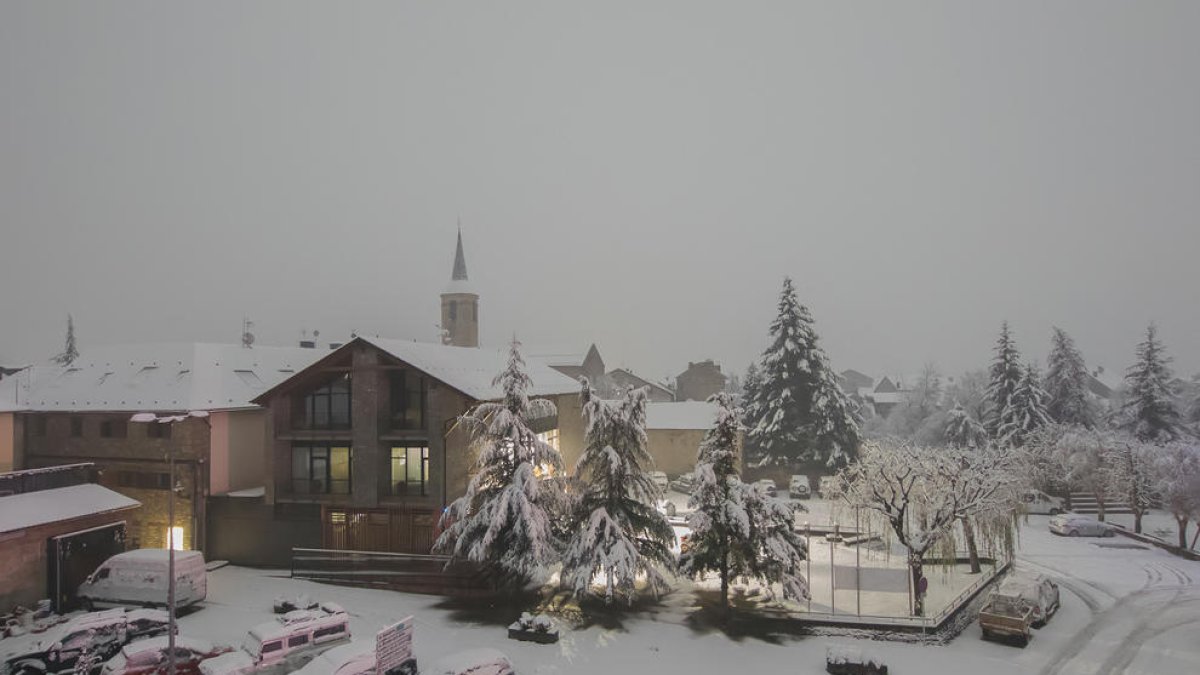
[
  {"left": 675, "top": 360, "right": 727, "bottom": 402},
  {"left": 0, "top": 464, "right": 141, "bottom": 612},
  {"left": 607, "top": 368, "right": 674, "bottom": 402},
  {"left": 870, "top": 376, "right": 907, "bottom": 418},
  {"left": 839, "top": 369, "right": 874, "bottom": 396},
  {"left": 644, "top": 401, "right": 737, "bottom": 476}
]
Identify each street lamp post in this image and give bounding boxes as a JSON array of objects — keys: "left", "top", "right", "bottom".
[{"left": 131, "top": 410, "right": 209, "bottom": 675}]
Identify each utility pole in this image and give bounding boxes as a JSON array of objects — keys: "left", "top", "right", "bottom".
[{"left": 131, "top": 410, "right": 209, "bottom": 675}]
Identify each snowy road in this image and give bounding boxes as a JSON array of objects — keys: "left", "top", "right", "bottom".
[{"left": 1016, "top": 519, "right": 1200, "bottom": 675}]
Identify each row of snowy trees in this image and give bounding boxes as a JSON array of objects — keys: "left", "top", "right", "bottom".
[
  {"left": 866, "top": 321, "right": 1196, "bottom": 451},
  {"left": 1023, "top": 424, "right": 1200, "bottom": 547},
  {"left": 435, "top": 341, "right": 810, "bottom": 611}
]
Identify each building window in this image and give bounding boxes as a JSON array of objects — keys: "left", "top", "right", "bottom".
[
  {"left": 146, "top": 423, "right": 172, "bottom": 439},
  {"left": 100, "top": 419, "right": 128, "bottom": 438},
  {"left": 70, "top": 417, "right": 83, "bottom": 437},
  {"left": 165, "top": 526, "right": 185, "bottom": 551},
  {"left": 390, "top": 446, "right": 429, "bottom": 496},
  {"left": 536, "top": 429, "right": 560, "bottom": 452},
  {"left": 31, "top": 416, "right": 47, "bottom": 437},
  {"left": 292, "top": 444, "right": 352, "bottom": 495},
  {"left": 389, "top": 371, "right": 426, "bottom": 430},
  {"left": 118, "top": 471, "right": 172, "bottom": 490},
  {"left": 448, "top": 301, "right": 457, "bottom": 321},
  {"left": 298, "top": 374, "right": 352, "bottom": 430}
]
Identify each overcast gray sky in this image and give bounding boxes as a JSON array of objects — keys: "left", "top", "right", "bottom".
[{"left": 2, "top": 1, "right": 1197, "bottom": 384}]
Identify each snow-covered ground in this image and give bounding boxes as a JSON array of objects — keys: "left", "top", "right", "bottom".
[
  {"left": 5, "top": 512, "right": 1198, "bottom": 674},
  {"left": 184, "top": 515, "right": 1199, "bottom": 673}
]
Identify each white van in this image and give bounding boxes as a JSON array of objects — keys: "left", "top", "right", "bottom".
[
  {"left": 1020, "top": 490, "right": 1064, "bottom": 515},
  {"left": 78, "top": 549, "right": 207, "bottom": 611}
]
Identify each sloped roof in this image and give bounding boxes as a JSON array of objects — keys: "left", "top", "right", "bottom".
[
  {"left": 334, "top": 337, "right": 581, "bottom": 401},
  {"left": 646, "top": 401, "right": 718, "bottom": 430},
  {"left": 608, "top": 368, "right": 675, "bottom": 397},
  {"left": 0, "top": 483, "right": 140, "bottom": 533},
  {"left": 0, "top": 343, "right": 324, "bottom": 412}
]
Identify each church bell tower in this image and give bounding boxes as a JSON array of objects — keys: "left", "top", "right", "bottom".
[{"left": 440, "top": 228, "right": 479, "bottom": 347}]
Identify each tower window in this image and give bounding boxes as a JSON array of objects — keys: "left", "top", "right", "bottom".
[{"left": 448, "top": 301, "right": 457, "bottom": 321}]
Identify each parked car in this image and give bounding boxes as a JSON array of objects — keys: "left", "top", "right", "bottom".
[
  {"left": 427, "top": 649, "right": 513, "bottom": 675},
  {"left": 668, "top": 473, "right": 696, "bottom": 494},
  {"left": 1049, "top": 513, "right": 1114, "bottom": 537},
  {"left": 1, "top": 609, "right": 130, "bottom": 675},
  {"left": 648, "top": 471, "right": 669, "bottom": 496},
  {"left": 101, "top": 637, "right": 232, "bottom": 675},
  {"left": 991, "top": 573, "right": 1060, "bottom": 627},
  {"left": 78, "top": 550, "right": 207, "bottom": 611},
  {"left": 1020, "top": 490, "right": 1064, "bottom": 515},
  {"left": 818, "top": 476, "right": 842, "bottom": 499},
  {"left": 753, "top": 479, "right": 778, "bottom": 498},
  {"left": 788, "top": 475, "right": 811, "bottom": 499}
]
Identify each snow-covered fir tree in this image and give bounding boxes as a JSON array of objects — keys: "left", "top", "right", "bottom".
[
  {"left": 52, "top": 314, "right": 79, "bottom": 366},
  {"left": 434, "top": 340, "right": 566, "bottom": 587},
  {"left": 745, "top": 277, "right": 860, "bottom": 467},
  {"left": 739, "top": 362, "right": 764, "bottom": 419},
  {"left": 560, "top": 382, "right": 675, "bottom": 605},
  {"left": 985, "top": 321, "right": 1023, "bottom": 440},
  {"left": 1044, "top": 327, "right": 1094, "bottom": 428},
  {"left": 997, "top": 362, "right": 1051, "bottom": 448},
  {"left": 679, "top": 393, "right": 809, "bottom": 610},
  {"left": 943, "top": 403, "right": 988, "bottom": 449},
  {"left": 1118, "top": 324, "right": 1182, "bottom": 442}
]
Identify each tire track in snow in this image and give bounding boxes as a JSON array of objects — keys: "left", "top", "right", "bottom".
[{"left": 1092, "top": 588, "right": 1200, "bottom": 675}]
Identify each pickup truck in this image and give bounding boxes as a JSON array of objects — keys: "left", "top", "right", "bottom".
[{"left": 978, "top": 594, "right": 1035, "bottom": 647}]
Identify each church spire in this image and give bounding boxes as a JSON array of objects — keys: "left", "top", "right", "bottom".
[{"left": 452, "top": 224, "right": 468, "bottom": 281}]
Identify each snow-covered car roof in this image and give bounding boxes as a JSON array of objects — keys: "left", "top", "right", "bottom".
[
  {"left": 198, "top": 650, "right": 254, "bottom": 675},
  {"left": 121, "top": 636, "right": 216, "bottom": 658},
  {"left": 291, "top": 641, "right": 375, "bottom": 675},
  {"left": 428, "top": 648, "right": 513, "bottom": 674}
]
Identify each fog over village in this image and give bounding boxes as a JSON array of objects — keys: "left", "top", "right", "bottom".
[{"left": 1, "top": 3, "right": 1199, "bottom": 675}]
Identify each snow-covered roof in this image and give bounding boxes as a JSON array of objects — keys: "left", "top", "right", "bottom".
[
  {"left": 0, "top": 483, "right": 140, "bottom": 533},
  {"left": 646, "top": 401, "right": 718, "bottom": 430},
  {"left": 361, "top": 337, "right": 581, "bottom": 401},
  {"left": 0, "top": 343, "right": 325, "bottom": 412},
  {"left": 441, "top": 278, "right": 477, "bottom": 296},
  {"left": 525, "top": 348, "right": 588, "bottom": 368},
  {"left": 871, "top": 391, "right": 906, "bottom": 405}
]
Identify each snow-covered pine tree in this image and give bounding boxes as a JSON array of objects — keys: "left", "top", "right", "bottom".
[
  {"left": 986, "top": 322, "right": 1023, "bottom": 440},
  {"left": 740, "top": 363, "right": 764, "bottom": 420},
  {"left": 1118, "top": 324, "right": 1182, "bottom": 442},
  {"left": 52, "top": 314, "right": 79, "bottom": 366},
  {"left": 560, "top": 382, "right": 675, "bottom": 605},
  {"left": 434, "top": 339, "right": 566, "bottom": 587},
  {"left": 1044, "top": 327, "right": 1094, "bottom": 428},
  {"left": 679, "top": 393, "right": 809, "bottom": 610},
  {"left": 943, "top": 403, "right": 988, "bottom": 449},
  {"left": 746, "top": 277, "right": 860, "bottom": 467},
  {"left": 997, "top": 362, "right": 1051, "bottom": 448},
  {"left": 679, "top": 392, "right": 750, "bottom": 609}
]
